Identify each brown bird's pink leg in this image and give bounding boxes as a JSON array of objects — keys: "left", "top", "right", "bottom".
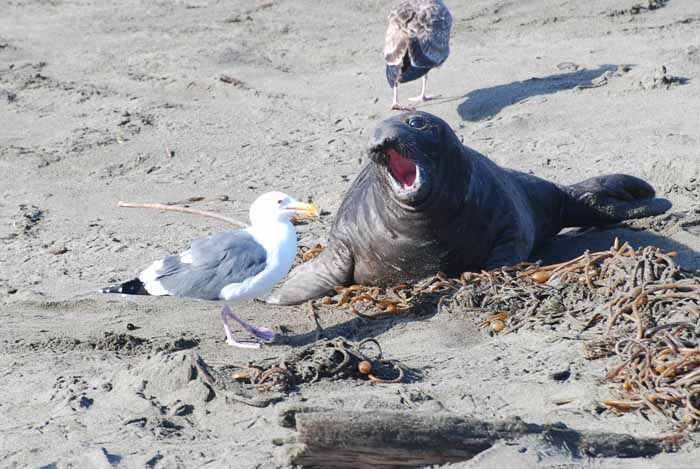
[
  {"left": 391, "top": 85, "right": 402, "bottom": 110},
  {"left": 391, "top": 84, "right": 415, "bottom": 111},
  {"left": 408, "top": 75, "right": 437, "bottom": 102}
]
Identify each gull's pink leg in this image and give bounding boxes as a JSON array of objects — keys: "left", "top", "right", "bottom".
[{"left": 220, "top": 305, "right": 275, "bottom": 349}]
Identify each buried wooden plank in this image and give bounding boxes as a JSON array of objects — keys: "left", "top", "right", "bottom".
[{"left": 277, "top": 410, "right": 680, "bottom": 468}]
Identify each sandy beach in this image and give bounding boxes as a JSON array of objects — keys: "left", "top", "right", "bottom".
[{"left": 2, "top": 0, "right": 700, "bottom": 467}]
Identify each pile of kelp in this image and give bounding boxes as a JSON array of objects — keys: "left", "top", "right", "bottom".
[{"left": 316, "top": 240, "right": 700, "bottom": 431}]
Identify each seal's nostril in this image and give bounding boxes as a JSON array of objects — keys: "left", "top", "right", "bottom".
[{"left": 369, "top": 137, "right": 396, "bottom": 154}]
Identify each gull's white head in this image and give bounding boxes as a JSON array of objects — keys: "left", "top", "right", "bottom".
[{"left": 249, "top": 191, "right": 319, "bottom": 227}]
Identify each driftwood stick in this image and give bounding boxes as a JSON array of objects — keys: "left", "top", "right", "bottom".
[
  {"left": 117, "top": 201, "right": 249, "bottom": 228},
  {"left": 285, "top": 411, "right": 535, "bottom": 468},
  {"left": 280, "top": 410, "right": 677, "bottom": 468}
]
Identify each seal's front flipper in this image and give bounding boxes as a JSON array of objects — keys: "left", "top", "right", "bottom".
[
  {"left": 267, "top": 244, "right": 354, "bottom": 305},
  {"left": 562, "top": 174, "right": 671, "bottom": 227}
]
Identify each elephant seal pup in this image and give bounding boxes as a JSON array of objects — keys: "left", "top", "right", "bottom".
[{"left": 269, "top": 111, "right": 670, "bottom": 305}]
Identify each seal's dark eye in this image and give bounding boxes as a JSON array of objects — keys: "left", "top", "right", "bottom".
[{"left": 407, "top": 116, "right": 426, "bottom": 129}]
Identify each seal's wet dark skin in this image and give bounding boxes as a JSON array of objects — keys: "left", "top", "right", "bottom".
[{"left": 268, "top": 111, "right": 671, "bottom": 305}]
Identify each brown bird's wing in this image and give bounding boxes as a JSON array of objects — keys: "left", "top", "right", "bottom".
[
  {"left": 411, "top": 0, "right": 452, "bottom": 67},
  {"left": 384, "top": 1, "right": 452, "bottom": 67},
  {"left": 384, "top": 1, "right": 414, "bottom": 66}
]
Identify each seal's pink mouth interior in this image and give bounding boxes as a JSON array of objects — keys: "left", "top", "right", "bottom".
[{"left": 387, "top": 148, "right": 417, "bottom": 189}]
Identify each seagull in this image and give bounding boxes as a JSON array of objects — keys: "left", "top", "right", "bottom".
[
  {"left": 384, "top": 0, "right": 452, "bottom": 110},
  {"left": 100, "top": 191, "right": 319, "bottom": 347}
]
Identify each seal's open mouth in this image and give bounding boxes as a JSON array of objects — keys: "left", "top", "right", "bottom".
[{"left": 387, "top": 148, "right": 417, "bottom": 189}]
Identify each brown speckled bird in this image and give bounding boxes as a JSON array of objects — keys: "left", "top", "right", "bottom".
[{"left": 384, "top": 0, "right": 452, "bottom": 110}]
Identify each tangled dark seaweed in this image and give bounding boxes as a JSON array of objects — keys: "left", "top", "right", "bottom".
[
  {"left": 221, "top": 337, "right": 405, "bottom": 394},
  {"left": 314, "top": 240, "right": 700, "bottom": 431}
]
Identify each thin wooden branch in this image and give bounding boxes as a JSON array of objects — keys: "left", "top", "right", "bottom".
[{"left": 117, "top": 201, "right": 249, "bottom": 228}]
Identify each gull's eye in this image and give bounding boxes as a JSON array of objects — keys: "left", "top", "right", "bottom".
[
  {"left": 277, "top": 199, "right": 283, "bottom": 204},
  {"left": 407, "top": 116, "right": 427, "bottom": 129}
]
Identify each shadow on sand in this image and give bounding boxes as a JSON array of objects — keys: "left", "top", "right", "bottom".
[
  {"left": 531, "top": 224, "right": 699, "bottom": 267},
  {"left": 457, "top": 64, "right": 617, "bottom": 121}
]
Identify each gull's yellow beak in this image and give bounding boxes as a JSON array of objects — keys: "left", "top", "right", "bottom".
[{"left": 285, "top": 201, "right": 319, "bottom": 219}]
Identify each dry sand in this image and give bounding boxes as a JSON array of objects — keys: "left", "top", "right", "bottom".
[{"left": 2, "top": 0, "right": 700, "bottom": 467}]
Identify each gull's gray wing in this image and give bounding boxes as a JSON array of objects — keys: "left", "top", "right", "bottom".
[
  {"left": 141, "top": 230, "right": 267, "bottom": 300},
  {"left": 384, "top": 0, "right": 452, "bottom": 68}
]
